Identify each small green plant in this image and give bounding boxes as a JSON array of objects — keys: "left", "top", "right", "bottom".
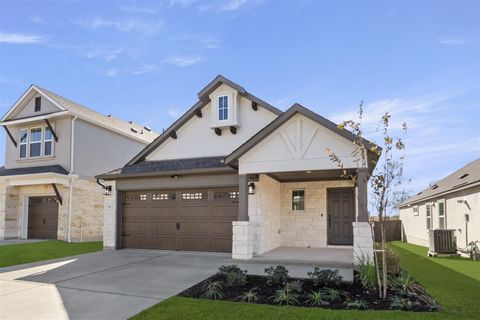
[
  {"left": 271, "top": 287, "right": 299, "bottom": 306},
  {"left": 305, "top": 291, "right": 330, "bottom": 307},
  {"left": 308, "top": 268, "right": 343, "bottom": 287},
  {"left": 355, "top": 256, "right": 377, "bottom": 290},
  {"left": 417, "top": 293, "right": 441, "bottom": 311},
  {"left": 264, "top": 265, "right": 289, "bottom": 287},
  {"left": 322, "top": 288, "right": 344, "bottom": 303},
  {"left": 389, "top": 296, "right": 417, "bottom": 311},
  {"left": 389, "top": 271, "right": 415, "bottom": 291},
  {"left": 203, "top": 281, "right": 223, "bottom": 300},
  {"left": 238, "top": 288, "right": 259, "bottom": 303},
  {"left": 375, "top": 243, "right": 402, "bottom": 275},
  {"left": 346, "top": 299, "right": 369, "bottom": 310},
  {"left": 285, "top": 280, "right": 303, "bottom": 293},
  {"left": 218, "top": 265, "right": 247, "bottom": 287}
]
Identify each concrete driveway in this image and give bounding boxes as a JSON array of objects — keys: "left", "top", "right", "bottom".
[{"left": 0, "top": 249, "right": 231, "bottom": 320}]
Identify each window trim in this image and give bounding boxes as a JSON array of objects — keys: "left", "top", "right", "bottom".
[
  {"left": 19, "top": 128, "right": 28, "bottom": 159},
  {"left": 426, "top": 203, "right": 433, "bottom": 230},
  {"left": 437, "top": 199, "right": 446, "bottom": 229},
  {"left": 18, "top": 124, "right": 55, "bottom": 159},
  {"left": 413, "top": 205, "right": 419, "bottom": 216},
  {"left": 217, "top": 95, "right": 229, "bottom": 121},
  {"left": 291, "top": 189, "right": 305, "bottom": 211}
]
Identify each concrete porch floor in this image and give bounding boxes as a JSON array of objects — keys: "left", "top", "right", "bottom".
[{"left": 234, "top": 246, "right": 354, "bottom": 282}]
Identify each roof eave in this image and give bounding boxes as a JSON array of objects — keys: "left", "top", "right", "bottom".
[{"left": 96, "top": 166, "right": 236, "bottom": 180}]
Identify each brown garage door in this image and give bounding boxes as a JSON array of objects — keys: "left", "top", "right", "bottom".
[
  {"left": 121, "top": 188, "right": 238, "bottom": 252},
  {"left": 28, "top": 196, "right": 59, "bottom": 239}
]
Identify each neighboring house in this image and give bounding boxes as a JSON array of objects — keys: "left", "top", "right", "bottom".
[
  {"left": 0, "top": 85, "right": 157, "bottom": 242},
  {"left": 399, "top": 159, "right": 480, "bottom": 247},
  {"left": 97, "top": 75, "right": 379, "bottom": 263}
]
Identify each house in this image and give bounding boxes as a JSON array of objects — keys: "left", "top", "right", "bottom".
[
  {"left": 399, "top": 159, "right": 480, "bottom": 248},
  {"left": 97, "top": 75, "right": 379, "bottom": 264},
  {"left": 0, "top": 85, "right": 157, "bottom": 242}
]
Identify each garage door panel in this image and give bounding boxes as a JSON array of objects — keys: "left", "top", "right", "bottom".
[{"left": 122, "top": 188, "right": 238, "bottom": 252}]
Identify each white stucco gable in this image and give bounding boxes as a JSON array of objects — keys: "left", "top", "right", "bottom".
[
  {"left": 146, "top": 83, "right": 279, "bottom": 161},
  {"left": 238, "top": 113, "right": 363, "bottom": 174}
]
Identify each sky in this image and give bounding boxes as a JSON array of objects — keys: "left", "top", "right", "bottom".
[{"left": 0, "top": 0, "right": 479, "bottom": 198}]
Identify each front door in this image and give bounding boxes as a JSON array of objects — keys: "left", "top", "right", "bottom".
[
  {"left": 327, "top": 188, "right": 355, "bottom": 245},
  {"left": 28, "top": 196, "right": 59, "bottom": 239}
]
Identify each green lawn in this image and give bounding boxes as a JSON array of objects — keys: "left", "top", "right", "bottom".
[
  {"left": 0, "top": 240, "right": 103, "bottom": 268},
  {"left": 131, "top": 241, "right": 480, "bottom": 320}
]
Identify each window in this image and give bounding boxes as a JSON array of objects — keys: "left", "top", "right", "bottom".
[
  {"left": 34, "top": 97, "right": 41, "bottom": 112},
  {"left": 29, "top": 127, "right": 42, "bottom": 157},
  {"left": 438, "top": 200, "right": 446, "bottom": 229},
  {"left": 426, "top": 204, "right": 433, "bottom": 230},
  {"left": 44, "top": 127, "right": 53, "bottom": 156},
  {"left": 292, "top": 190, "right": 305, "bottom": 211},
  {"left": 140, "top": 194, "right": 147, "bottom": 201},
  {"left": 213, "top": 191, "right": 239, "bottom": 200},
  {"left": 19, "top": 129, "right": 27, "bottom": 158},
  {"left": 152, "top": 193, "right": 175, "bottom": 201},
  {"left": 182, "top": 192, "right": 204, "bottom": 200},
  {"left": 413, "top": 205, "right": 419, "bottom": 216},
  {"left": 218, "top": 95, "right": 229, "bottom": 121}
]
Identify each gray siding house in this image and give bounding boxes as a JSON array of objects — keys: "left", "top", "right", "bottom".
[
  {"left": 0, "top": 85, "right": 157, "bottom": 241},
  {"left": 97, "top": 75, "right": 379, "bottom": 269}
]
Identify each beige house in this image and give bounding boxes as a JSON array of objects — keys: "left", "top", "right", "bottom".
[
  {"left": 98, "top": 75, "right": 379, "bottom": 266},
  {"left": 0, "top": 85, "right": 157, "bottom": 242},
  {"left": 399, "top": 159, "right": 480, "bottom": 248}
]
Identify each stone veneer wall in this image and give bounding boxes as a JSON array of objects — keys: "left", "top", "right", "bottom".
[
  {"left": 279, "top": 180, "right": 354, "bottom": 248},
  {"left": 70, "top": 178, "right": 104, "bottom": 241},
  {"left": 103, "top": 181, "right": 117, "bottom": 249}
]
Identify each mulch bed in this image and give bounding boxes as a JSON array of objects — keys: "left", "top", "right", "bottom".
[{"left": 179, "top": 273, "right": 440, "bottom": 312}]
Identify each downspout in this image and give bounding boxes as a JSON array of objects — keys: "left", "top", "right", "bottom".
[{"left": 67, "top": 116, "right": 77, "bottom": 243}]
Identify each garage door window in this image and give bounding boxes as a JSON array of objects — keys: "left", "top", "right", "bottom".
[
  {"left": 153, "top": 193, "right": 176, "bottom": 201},
  {"left": 214, "top": 191, "right": 239, "bottom": 200},
  {"left": 181, "top": 192, "right": 205, "bottom": 200}
]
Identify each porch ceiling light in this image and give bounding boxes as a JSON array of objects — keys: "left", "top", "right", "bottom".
[{"left": 248, "top": 182, "right": 255, "bottom": 195}]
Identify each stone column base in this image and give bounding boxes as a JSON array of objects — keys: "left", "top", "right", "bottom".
[
  {"left": 232, "top": 221, "right": 255, "bottom": 260},
  {"left": 353, "top": 222, "right": 374, "bottom": 263}
]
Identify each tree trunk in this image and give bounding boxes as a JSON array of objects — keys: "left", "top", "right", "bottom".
[
  {"left": 381, "top": 220, "right": 388, "bottom": 299},
  {"left": 370, "top": 222, "right": 383, "bottom": 298}
]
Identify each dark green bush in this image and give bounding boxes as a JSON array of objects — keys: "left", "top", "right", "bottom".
[
  {"left": 218, "top": 265, "right": 247, "bottom": 287},
  {"left": 264, "top": 265, "right": 289, "bottom": 287},
  {"left": 307, "top": 267, "right": 343, "bottom": 287}
]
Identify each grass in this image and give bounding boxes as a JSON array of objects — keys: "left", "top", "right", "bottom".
[
  {"left": 0, "top": 240, "right": 103, "bottom": 268},
  {"left": 131, "top": 241, "right": 480, "bottom": 320}
]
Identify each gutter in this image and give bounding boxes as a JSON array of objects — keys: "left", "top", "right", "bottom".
[{"left": 96, "top": 166, "right": 236, "bottom": 180}]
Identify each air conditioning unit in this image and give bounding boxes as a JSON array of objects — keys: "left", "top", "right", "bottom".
[{"left": 428, "top": 229, "right": 456, "bottom": 256}]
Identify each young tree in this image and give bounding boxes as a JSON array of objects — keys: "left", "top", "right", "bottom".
[{"left": 326, "top": 102, "right": 407, "bottom": 299}]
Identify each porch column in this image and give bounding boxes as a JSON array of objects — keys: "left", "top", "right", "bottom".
[
  {"left": 353, "top": 168, "right": 374, "bottom": 263},
  {"left": 238, "top": 174, "right": 249, "bottom": 221},
  {"left": 356, "top": 168, "right": 368, "bottom": 222}
]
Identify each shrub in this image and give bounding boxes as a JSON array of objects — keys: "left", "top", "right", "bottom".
[
  {"left": 346, "top": 299, "right": 369, "bottom": 310},
  {"left": 417, "top": 293, "right": 441, "bottom": 311},
  {"left": 389, "top": 271, "right": 415, "bottom": 291},
  {"left": 305, "top": 291, "right": 330, "bottom": 307},
  {"left": 271, "top": 287, "right": 299, "bottom": 306},
  {"left": 203, "top": 281, "right": 223, "bottom": 300},
  {"left": 238, "top": 288, "right": 259, "bottom": 303},
  {"left": 389, "top": 296, "right": 420, "bottom": 311},
  {"left": 307, "top": 268, "right": 343, "bottom": 287},
  {"left": 285, "top": 280, "right": 303, "bottom": 294},
  {"left": 322, "top": 288, "right": 345, "bottom": 303},
  {"left": 265, "top": 265, "right": 289, "bottom": 287},
  {"left": 218, "top": 265, "right": 247, "bottom": 287},
  {"left": 355, "top": 256, "right": 377, "bottom": 290},
  {"left": 375, "top": 243, "right": 402, "bottom": 274}
]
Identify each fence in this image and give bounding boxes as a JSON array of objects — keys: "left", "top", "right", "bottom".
[{"left": 371, "top": 220, "right": 402, "bottom": 242}]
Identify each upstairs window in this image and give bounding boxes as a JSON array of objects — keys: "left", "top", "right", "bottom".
[
  {"left": 218, "top": 95, "right": 229, "bottom": 121},
  {"left": 29, "top": 127, "right": 42, "bottom": 157},
  {"left": 292, "top": 189, "right": 305, "bottom": 211},
  {"left": 34, "top": 97, "right": 41, "bottom": 112},
  {"left": 19, "top": 129, "right": 27, "bottom": 158},
  {"left": 413, "top": 205, "right": 419, "bottom": 216},
  {"left": 44, "top": 127, "right": 53, "bottom": 156}
]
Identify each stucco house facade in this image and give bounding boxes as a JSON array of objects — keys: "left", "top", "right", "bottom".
[
  {"left": 0, "top": 85, "right": 157, "bottom": 242},
  {"left": 98, "top": 76, "right": 379, "bottom": 264},
  {"left": 399, "top": 159, "right": 480, "bottom": 248}
]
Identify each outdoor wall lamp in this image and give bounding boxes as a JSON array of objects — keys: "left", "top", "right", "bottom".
[
  {"left": 248, "top": 182, "right": 255, "bottom": 195},
  {"left": 171, "top": 175, "right": 179, "bottom": 179},
  {"left": 96, "top": 178, "right": 112, "bottom": 196}
]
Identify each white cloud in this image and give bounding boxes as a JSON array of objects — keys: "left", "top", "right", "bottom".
[
  {"left": 162, "top": 55, "right": 202, "bottom": 67},
  {"left": 120, "top": 4, "right": 159, "bottom": 14},
  {"left": 168, "top": 108, "right": 183, "bottom": 118},
  {"left": 200, "top": 38, "right": 219, "bottom": 49},
  {"left": 438, "top": 36, "right": 469, "bottom": 46},
  {"left": 104, "top": 68, "right": 121, "bottom": 77},
  {"left": 81, "top": 48, "right": 123, "bottom": 61},
  {"left": 30, "top": 16, "right": 46, "bottom": 24},
  {"left": 131, "top": 64, "right": 154, "bottom": 75},
  {"left": 74, "top": 16, "right": 163, "bottom": 35},
  {"left": 0, "top": 32, "right": 47, "bottom": 44},
  {"left": 219, "top": 0, "right": 248, "bottom": 11}
]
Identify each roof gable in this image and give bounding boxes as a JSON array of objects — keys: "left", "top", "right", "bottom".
[
  {"left": 127, "top": 75, "right": 282, "bottom": 165},
  {"left": 226, "top": 103, "right": 379, "bottom": 168}
]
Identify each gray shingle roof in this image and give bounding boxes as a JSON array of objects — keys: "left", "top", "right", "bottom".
[
  {"left": 98, "top": 156, "right": 230, "bottom": 179},
  {"left": 400, "top": 159, "right": 480, "bottom": 207},
  {"left": 0, "top": 165, "right": 68, "bottom": 176}
]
